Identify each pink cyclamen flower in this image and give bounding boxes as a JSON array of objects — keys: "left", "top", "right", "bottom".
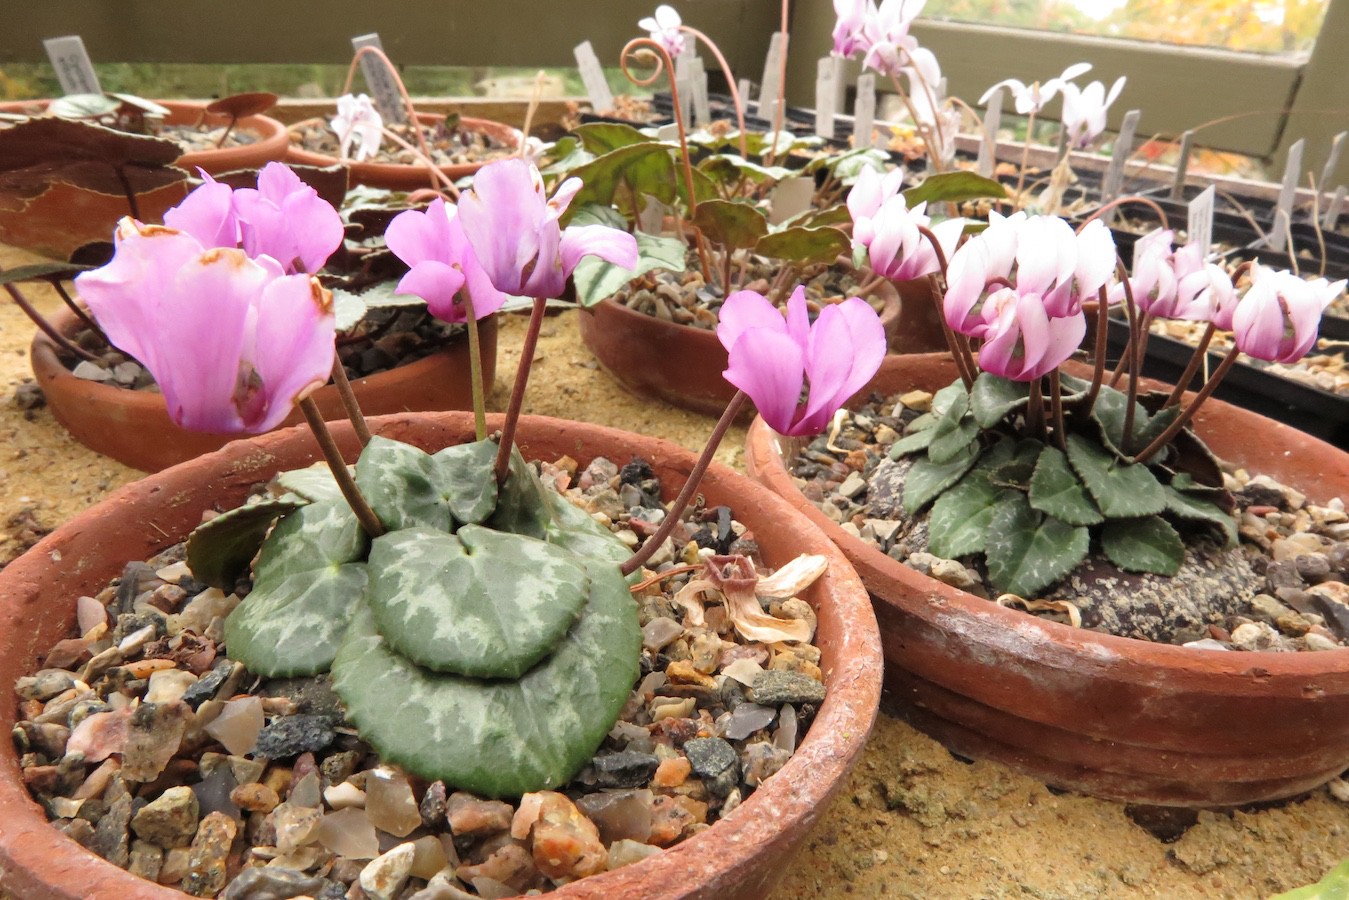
[
  {"left": 331, "top": 93, "right": 384, "bottom": 162},
  {"left": 1177, "top": 258, "right": 1237, "bottom": 329},
  {"left": 1111, "top": 232, "right": 1233, "bottom": 325},
  {"left": 1060, "top": 76, "right": 1126, "bottom": 149},
  {"left": 163, "top": 162, "right": 343, "bottom": 275},
  {"left": 457, "top": 158, "right": 638, "bottom": 299},
  {"left": 860, "top": 0, "right": 926, "bottom": 78},
  {"left": 1232, "top": 263, "right": 1344, "bottom": 363},
  {"left": 980, "top": 62, "right": 1092, "bottom": 115},
  {"left": 74, "top": 219, "right": 336, "bottom": 433},
  {"left": 859, "top": 193, "right": 965, "bottom": 283},
  {"left": 976, "top": 287, "right": 1087, "bottom": 382},
  {"left": 717, "top": 286, "right": 886, "bottom": 436},
  {"left": 385, "top": 197, "right": 506, "bottom": 323},
  {"left": 639, "top": 5, "right": 686, "bottom": 59},
  {"left": 832, "top": 0, "right": 872, "bottom": 58}
]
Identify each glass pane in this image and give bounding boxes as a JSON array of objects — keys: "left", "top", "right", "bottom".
[{"left": 922, "top": 0, "right": 1331, "bottom": 55}]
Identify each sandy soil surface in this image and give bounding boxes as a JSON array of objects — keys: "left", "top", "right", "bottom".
[{"left": 3, "top": 243, "right": 1349, "bottom": 899}]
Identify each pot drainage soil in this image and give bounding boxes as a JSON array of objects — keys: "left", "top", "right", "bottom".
[{"left": 289, "top": 119, "right": 515, "bottom": 169}]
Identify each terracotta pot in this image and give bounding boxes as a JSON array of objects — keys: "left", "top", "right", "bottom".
[
  {"left": 888, "top": 277, "right": 949, "bottom": 354},
  {"left": 0, "top": 412, "right": 882, "bottom": 900},
  {"left": 284, "top": 114, "right": 521, "bottom": 190},
  {"left": 30, "top": 305, "right": 498, "bottom": 472},
  {"left": 0, "top": 100, "right": 290, "bottom": 258},
  {"left": 745, "top": 351, "right": 1349, "bottom": 807},
  {"left": 578, "top": 281, "right": 902, "bottom": 418}
]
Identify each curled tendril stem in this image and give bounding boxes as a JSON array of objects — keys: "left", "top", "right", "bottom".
[{"left": 676, "top": 26, "right": 748, "bottom": 158}]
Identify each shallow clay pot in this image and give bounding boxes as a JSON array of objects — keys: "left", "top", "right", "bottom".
[
  {"left": 0, "top": 99, "right": 290, "bottom": 258},
  {"left": 284, "top": 114, "right": 521, "bottom": 190},
  {"left": 30, "top": 306, "right": 498, "bottom": 472},
  {"left": 578, "top": 280, "right": 901, "bottom": 418},
  {"left": 0, "top": 412, "right": 882, "bottom": 900},
  {"left": 746, "top": 351, "right": 1349, "bottom": 807}
]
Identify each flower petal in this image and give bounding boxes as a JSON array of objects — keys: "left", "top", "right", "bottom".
[
  {"left": 717, "top": 289, "right": 787, "bottom": 353},
  {"left": 249, "top": 275, "right": 337, "bottom": 432},
  {"left": 723, "top": 328, "right": 805, "bottom": 435},
  {"left": 163, "top": 175, "right": 238, "bottom": 250}
]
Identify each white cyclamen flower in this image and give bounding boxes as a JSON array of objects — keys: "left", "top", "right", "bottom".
[
  {"left": 639, "top": 5, "right": 686, "bottom": 59},
  {"left": 330, "top": 93, "right": 384, "bottom": 163},
  {"left": 1060, "top": 76, "right": 1126, "bottom": 149},
  {"left": 979, "top": 62, "right": 1092, "bottom": 115}
]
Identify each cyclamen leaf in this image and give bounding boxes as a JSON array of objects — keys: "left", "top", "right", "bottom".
[
  {"left": 572, "top": 232, "right": 687, "bottom": 307},
  {"left": 1164, "top": 484, "right": 1238, "bottom": 548},
  {"left": 224, "top": 501, "right": 370, "bottom": 677},
  {"left": 927, "top": 389, "right": 979, "bottom": 464},
  {"left": 1065, "top": 434, "right": 1166, "bottom": 518},
  {"left": 969, "top": 372, "right": 1029, "bottom": 428},
  {"left": 984, "top": 494, "right": 1090, "bottom": 597},
  {"left": 547, "top": 492, "right": 633, "bottom": 570},
  {"left": 488, "top": 446, "right": 555, "bottom": 540},
  {"left": 1101, "top": 516, "right": 1184, "bottom": 576},
  {"left": 927, "top": 477, "right": 1008, "bottom": 559},
  {"left": 365, "top": 525, "right": 590, "bottom": 679},
  {"left": 1088, "top": 385, "right": 1146, "bottom": 457},
  {"left": 753, "top": 226, "right": 850, "bottom": 267},
  {"left": 355, "top": 437, "right": 454, "bottom": 533},
  {"left": 692, "top": 199, "right": 769, "bottom": 251},
  {"left": 903, "top": 171, "right": 1007, "bottom": 206},
  {"left": 432, "top": 440, "right": 498, "bottom": 526},
  {"left": 903, "top": 441, "right": 982, "bottom": 515},
  {"left": 888, "top": 427, "right": 935, "bottom": 459},
  {"left": 1029, "top": 446, "right": 1103, "bottom": 527},
  {"left": 186, "top": 497, "right": 306, "bottom": 590},
  {"left": 331, "top": 556, "right": 640, "bottom": 797},
  {"left": 274, "top": 462, "right": 349, "bottom": 503}
]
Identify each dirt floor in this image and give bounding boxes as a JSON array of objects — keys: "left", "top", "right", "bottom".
[{"left": 4, "top": 242, "right": 1349, "bottom": 899}]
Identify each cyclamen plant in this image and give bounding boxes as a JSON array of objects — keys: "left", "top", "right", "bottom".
[
  {"left": 71, "top": 156, "right": 886, "bottom": 796},
  {"left": 883, "top": 209, "right": 1343, "bottom": 599}
]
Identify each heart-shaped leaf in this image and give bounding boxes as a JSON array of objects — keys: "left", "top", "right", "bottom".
[
  {"left": 546, "top": 492, "right": 633, "bottom": 569},
  {"left": 692, "top": 199, "right": 769, "bottom": 251},
  {"left": 488, "top": 446, "right": 555, "bottom": 540},
  {"left": 224, "top": 501, "right": 370, "bottom": 677},
  {"left": 1066, "top": 434, "right": 1166, "bottom": 518},
  {"left": 1163, "top": 484, "right": 1238, "bottom": 547},
  {"left": 1101, "top": 516, "right": 1183, "bottom": 575},
  {"left": 984, "top": 493, "right": 1089, "bottom": 597},
  {"left": 0, "top": 117, "right": 187, "bottom": 199},
  {"left": 564, "top": 143, "right": 680, "bottom": 222},
  {"left": 928, "top": 476, "right": 1008, "bottom": 559},
  {"left": 927, "top": 389, "right": 980, "bottom": 465},
  {"left": 186, "top": 497, "right": 306, "bottom": 590},
  {"left": 754, "top": 226, "right": 850, "bottom": 267},
  {"left": 903, "top": 441, "right": 982, "bottom": 515},
  {"left": 432, "top": 440, "right": 499, "bottom": 526},
  {"left": 331, "top": 555, "right": 639, "bottom": 797},
  {"left": 206, "top": 92, "right": 279, "bottom": 119},
  {"left": 1029, "top": 446, "right": 1103, "bottom": 527},
  {"left": 903, "top": 171, "right": 1007, "bottom": 206},
  {"left": 355, "top": 437, "right": 454, "bottom": 533},
  {"left": 572, "top": 122, "right": 651, "bottom": 155},
  {"left": 274, "top": 462, "right": 349, "bottom": 503},
  {"left": 969, "top": 372, "right": 1029, "bottom": 428}
]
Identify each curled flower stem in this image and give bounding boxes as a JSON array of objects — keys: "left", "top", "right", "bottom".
[
  {"left": 329, "top": 358, "right": 371, "bottom": 447},
  {"left": 620, "top": 390, "right": 748, "bottom": 577},
  {"left": 677, "top": 26, "right": 748, "bottom": 158},
  {"left": 51, "top": 279, "right": 105, "bottom": 342},
  {"left": 461, "top": 293, "right": 488, "bottom": 442},
  {"left": 299, "top": 396, "right": 385, "bottom": 538},
  {"left": 1133, "top": 346, "right": 1240, "bottom": 465},
  {"left": 4, "top": 283, "right": 99, "bottom": 363},
  {"left": 494, "top": 297, "right": 547, "bottom": 486},
  {"left": 1163, "top": 322, "right": 1216, "bottom": 409},
  {"left": 343, "top": 45, "right": 438, "bottom": 190},
  {"left": 621, "top": 37, "right": 712, "bottom": 283}
]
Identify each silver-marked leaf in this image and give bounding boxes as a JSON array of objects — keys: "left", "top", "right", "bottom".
[
  {"left": 984, "top": 493, "right": 1090, "bottom": 597},
  {"left": 1029, "top": 446, "right": 1103, "bottom": 527},
  {"left": 547, "top": 493, "right": 632, "bottom": 570},
  {"left": 888, "top": 427, "right": 935, "bottom": 459},
  {"left": 432, "top": 440, "right": 498, "bottom": 526},
  {"left": 1101, "top": 516, "right": 1183, "bottom": 575},
  {"left": 355, "top": 436, "right": 452, "bottom": 533},
  {"left": 1065, "top": 434, "right": 1166, "bottom": 518},
  {"left": 928, "top": 477, "right": 1009, "bottom": 559},
  {"left": 367, "top": 525, "right": 589, "bottom": 679},
  {"left": 930, "top": 380, "right": 968, "bottom": 418},
  {"left": 927, "top": 389, "right": 979, "bottom": 465},
  {"left": 1133, "top": 405, "right": 1181, "bottom": 453},
  {"left": 186, "top": 498, "right": 306, "bottom": 590},
  {"left": 331, "top": 556, "right": 640, "bottom": 797},
  {"left": 488, "top": 446, "right": 554, "bottom": 540},
  {"left": 903, "top": 441, "right": 981, "bottom": 515},
  {"left": 274, "top": 462, "right": 349, "bottom": 503},
  {"left": 331, "top": 289, "right": 367, "bottom": 333},
  {"left": 224, "top": 501, "right": 370, "bottom": 676},
  {"left": 1164, "top": 485, "right": 1238, "bottom": 547},
  {"left": 572, "top": 232, "right": 686, "bottom": 307},
  {"left": 969, "top": 372, "right": 1029, "bottom": 428},
  {"left": 1088, "top": 385, "right": 1145, "bottom": 457}
]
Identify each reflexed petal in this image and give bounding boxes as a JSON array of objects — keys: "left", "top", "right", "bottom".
[
  {"left": 1232, "top": 278, "right": 1288, "bottom": 362},
  {"left": 234, "top": 162, "right": 343, "bottom": 274},
  {"left": 724, "top": 328, "right": 806, "bottom": 435},
  {"left": 784, "top": 285, "right": 811, "bottom": 348},
  {"left": 396, "top": 261, "right": 468, "bottom": 321},
  {"left": 385, "top": 199, "right": 455, "bottom": 267},
  {"left": 558, "top": 224, "right": 639, "bottom": 281},
  {"left": 459, "top": 158, "right": 545, "bottom": 295},
  {"left": 1074, "top": 218, "right": 1117, "bottom": 299},
  {"left": 163, "top": 175, "right": 238, "bottom": 250},
  {"left": 943, "top": 237, "right": 991, "bottom": 335},
  {"left": 717, "top": 289, "right": 787, "bottom": 353},
  {"left": 1032, "top": 310, "right": 1088, "bottom": 380},
  {"left": 1016, "top": 216, "right": 1076, "bottom": 294},
  {"left": 249, "top": 275, "right": 337, "bottom": 433}
]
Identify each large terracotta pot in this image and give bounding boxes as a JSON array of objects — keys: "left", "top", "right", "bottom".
[
  {"left": 0, "top": 412, "right": 882, "bottom": 900},
  {"left": 0, "top": 100, "right": 290, "bottom": 258},
  {"left": 284, "top": 114, "right": 521, "bottom": 190},
  {"left": 578, "top": 281, "right": 901, "bottom": 418},
  {"left": 30, "top": 306, "right": 498, "bottom": 472},
  {"left": 745, "top": 351, "right": 1349, "bottom": 807}
]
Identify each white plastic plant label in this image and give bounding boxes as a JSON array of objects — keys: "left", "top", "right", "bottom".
[
  {"left": 1270, "top": 139, "right": 1305, "bottom": 252},
  {"left": 976, "top": 87, "right": 1004, "bottom": 177},
  {"left": 43, "top": 35, "right": 101, "bottom": 96},
  {"left": 738, "top": 78, "right": 754, "bottom": 116},
  {"left": 769, "top": 176, "right": 815, "bottom": 225},
  {"left": 675, "top": 72, "right": 694, "bottom": 124},
  {"left": 815, "top": 57, "right": 837, "bottom": 139},
  {"left": 854, "top": 73, "right": 877, "bottom": 150},
  {"left": 1324, "top": 185, "right": 1345, "bottom": 231},
  {"left": 1187, "top": 185, "right": 1215, "bottom": 258},
  {"left": 351, "top": 33, "right": 407, "bottom": 124},
  {"left": 655, "top": 123, "right": 681, "bottom": 142},
  {"left": 692, "top": 69, "right": 711, "bottom": 127},
  {"left": 573, "top": 41, "right": 614, "bottom": 114},
  {"left": 1320, "top": 131, "right": 1346, "bottom": 193},
  {"left": 757, "top": 33, "right": 787, "bottom": 124},
  {"left": 1102, "top": 109, "right": 1140, "bottom": 204},
  {"left": 1169, "top": 130, "right": 1195, "bottom": 202}
]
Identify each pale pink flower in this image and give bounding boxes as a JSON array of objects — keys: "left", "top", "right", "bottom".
[
  {"left": 639, "top": 5, "right": 686, "bottom": 59},
  {"left": 385, "top": 198, "right": 507, "bottom": 323},
  {"left": 331, "top": 93, "right": 383, "bottom": 162},
  {"left": 980, "top": 62, "right": 1092, "bottom": 115},
  {"left": 1232, "top": 263, "right": 1343, "bottom": 363},
  {"left": 1060, "top": 76, "right": 1126, "bottom": 149}
]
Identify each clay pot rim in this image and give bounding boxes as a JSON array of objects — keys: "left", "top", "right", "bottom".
[
  {"left": 0, "top": 98, "right": 289, "bottom": 172},
  {"left": 284, "top": 113, "right": 522, "bottom": 179},
  {"left": 0, "top": 411, "right": 882, "bottom": 900},
  {"left": 747, "top": 350, "right": 1349, "bottom": 678},
  {"left": 30, "top": 305, "right": 480, "bottom": 429}
]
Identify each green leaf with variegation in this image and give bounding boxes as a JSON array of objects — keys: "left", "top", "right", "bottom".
[
  {"left": 331, "top": 556, "right": 640, "bottom": 797},
  {"left": 366, "top": 525, "right": 590, "bottom": 678},
  {"left": 355, "top": 437, "right": 453, "bottom": 533},
  {"left": 487, "top": 446, "right": 554, "bottom": 540},
  {"left": 753, "top": 226, "right": 850, "bottom": 267},
  {"left": 547, "top": 493, "right": 632, "bottom": 570},
  {"left": 969, "top": 373, "right": 1029, "bottom": 428},
  {"left": 903, "top": 441, "right": 981, "bottom": 515},
  {"left": 1029, "top": 446, "right": 1103, "bottom": 527},
  {"left": 928, "top": 476, "right": 1009, "bottom": 558},
  {"left": 186, "top": 498, "right": 306, "bottom": 590},
  {"left": 1088, "top": 385, "right": 1142, "bottom": 456},
  {"left": 1164, "top": 484, "right": 1238, "bottom": 547},
  {"left": 1101, "top": 516, "right": 1183, "bottom": 575},
  {"left": 692, "top": 199, "right": 769, "bottom": 251},
  {"left": 903, "top": 171, "right": 1007, "bottom": 206},
  {"left": 330, "top": 289, "right": 367, "bottom": 333},
  {"left": 274, "top": 463, "right": 348, "bottom": 503},
  {"left": 572, "top": 232, "right": 687, "bottom": 307},
  {"left": 431, "top": 440, "right": 498, "bottom": 525},
  {"left": 927, "top": 389, "right": 980, "bottom": 464},
  {"left": 930, "top": 380, "right": 967, "bottom": 418},
  {"left": 1066, "top": 434, "right": 1166, "bottom": 518},
  {"left": 698, "top": 153, "right": 791, "bottom": 187},
  {"left": 888, "top": 427, "right": 935, "bottom": 459},
  {"left": 984, "top": 494, "right": 1090, "bottom": 597},
  {"left": 224, "top": 501, "right": 370, "bottom": 676}
]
